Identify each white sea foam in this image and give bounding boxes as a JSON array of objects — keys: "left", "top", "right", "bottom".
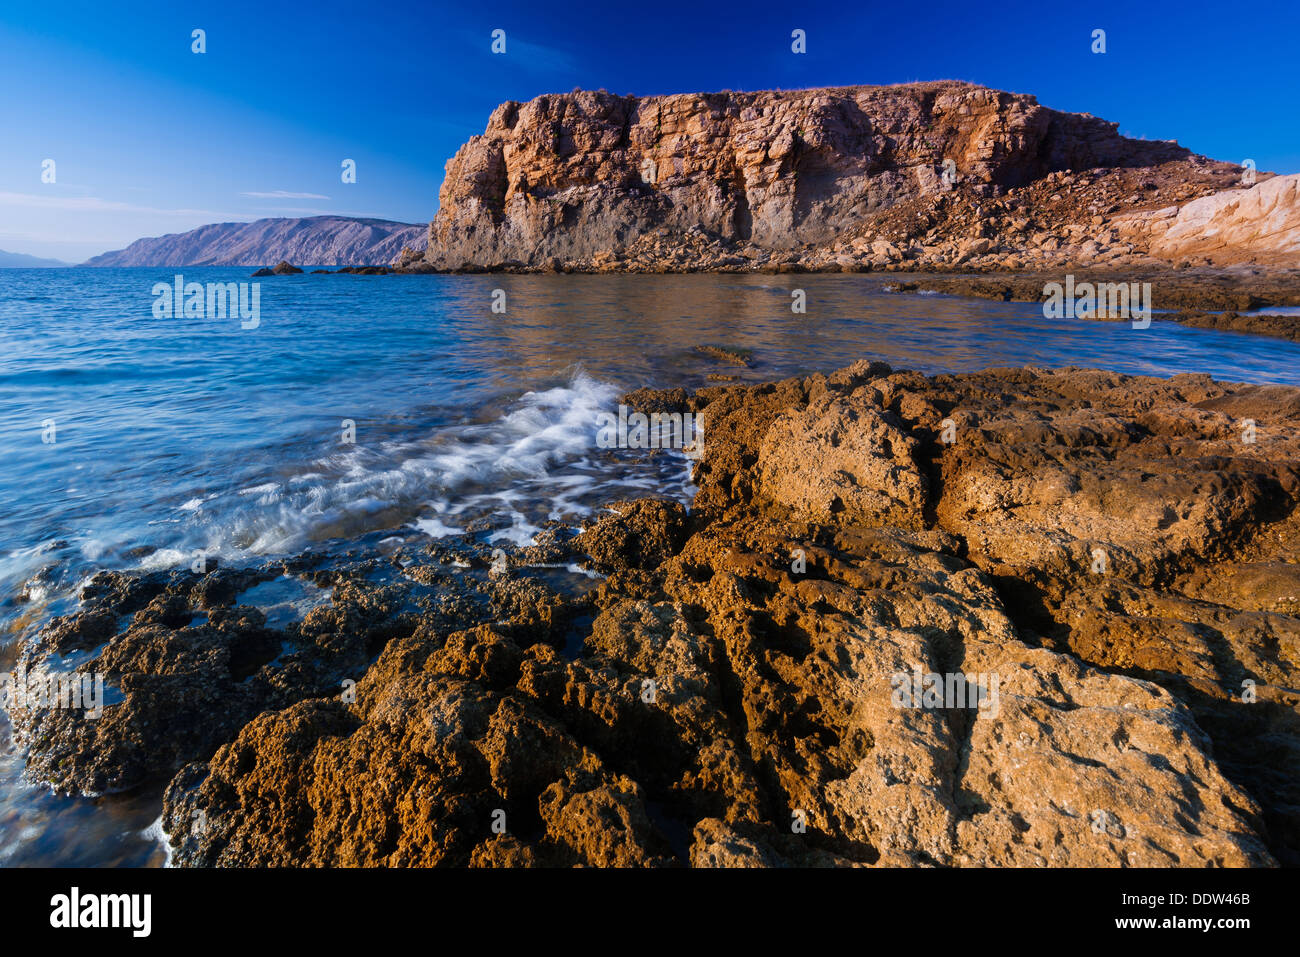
[
  {"left": 487, "top": 511, "right": 542, "bottom": 547},
  {"left": 213, "top": 371, "right": 626, "bottom": 554},
  {"left": 80, "top": 372, "right": 687, "bottom": 566},
  {"left": 136, "top": 548, "right": 188, "bottom": 571},
  {"left": 415, "top": 516, "right": 461, "bottom": 538},
  {"left": 143, "top": 815, "right": 175, "bottom": 868},
  {"left": 80, "top": 538, "right": 109, "bottom": 561}
]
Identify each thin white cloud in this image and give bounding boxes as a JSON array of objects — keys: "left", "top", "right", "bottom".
[
  {"left": 241, "top": 190, "right": 331, "bottom": 200},
  {"left": 239, "top": 206, "right": 335, "bottom": 216},
  {"left": 0, "top": 192, "right": 226, "bottom": 217}
]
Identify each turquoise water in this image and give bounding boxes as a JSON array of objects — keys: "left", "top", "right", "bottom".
[{"left": 2, "top": 266, "right": 1299, "bottom": 866}]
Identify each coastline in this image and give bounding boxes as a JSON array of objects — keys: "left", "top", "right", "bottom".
[
  {"left": 10, "top": 358, "right": 1299, "bottom": 866},
  {"left": 7, "top": 72, "right": 1300, "bottom": 869}
]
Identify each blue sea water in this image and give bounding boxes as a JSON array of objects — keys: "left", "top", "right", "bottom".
[{"left": 2, "top": 265, "right": 1299, "bottom": 866}]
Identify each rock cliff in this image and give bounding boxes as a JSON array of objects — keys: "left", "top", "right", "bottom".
[
  {"left": 410, "top": 81, "right": 1278, "bottom": 273},
  {"left": 1132, "top": 171, "right": 1300, "bottom": 266}
]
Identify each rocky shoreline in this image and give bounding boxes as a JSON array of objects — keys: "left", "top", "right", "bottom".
[
  {"left": 9, "top": 360, "right": 1299, "bottom": 866},
  {"left": 261, "top": 79, "right": 1298, "bottom": 343},
  {"left": 885, "top": 270, "right": 1300, "bottom": 341},
  {"left": 885, "top": 270, "right": 1300, "bottom": 312}
]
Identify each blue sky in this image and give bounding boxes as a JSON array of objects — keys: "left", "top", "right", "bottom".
[{"left": 2, "top": 0, "right": 1296, "bottom": 262}]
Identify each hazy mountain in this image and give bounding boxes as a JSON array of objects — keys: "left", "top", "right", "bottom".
[
  {"left": 0, "top": 249, "right": 70, "bottom": 267},
  {"left": 83, "top": 216, "right": 427, "bottom": 267}
]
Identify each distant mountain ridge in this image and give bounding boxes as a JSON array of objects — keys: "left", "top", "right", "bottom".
[
  {"left": 84, "top": 215, "right": 427, "bottom": 267},
  {"left": 0, "top": 249, "right": 70, "bottom": 267}
]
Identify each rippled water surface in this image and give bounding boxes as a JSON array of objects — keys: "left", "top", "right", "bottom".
[{"left": 3, "top": 267, "right": 1299, "bottom": 865}]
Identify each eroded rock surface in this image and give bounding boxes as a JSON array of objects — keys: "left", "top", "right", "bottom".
[
  {"left": 410, "top": 82, "right": 1266, "bottom": 275},
  {"left": 1142, "top": 173, "right": 1300, "bottom": 267},
  {"left": 12, "top": 362, "right": 1299, "bottom": 867}
]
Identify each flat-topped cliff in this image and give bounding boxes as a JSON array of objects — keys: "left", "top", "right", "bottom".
[{"left": 406, "top": 81, "right": 1294, "bottom": 273}]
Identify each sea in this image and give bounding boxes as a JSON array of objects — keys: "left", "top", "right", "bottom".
[{"left": 3, "top": 266, "right": 1299, "bottom": 866}]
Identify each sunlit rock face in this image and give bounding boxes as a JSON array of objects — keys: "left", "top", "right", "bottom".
[{"left": 421, "top": 81, "right": 1229, "bottom": 271}]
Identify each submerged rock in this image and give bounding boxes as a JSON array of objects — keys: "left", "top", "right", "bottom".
[{"left": 251, "top": 260, "right": 303, "bottom": 277}]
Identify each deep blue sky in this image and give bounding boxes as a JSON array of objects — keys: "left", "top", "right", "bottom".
[{"left": 2, "top": 0, "right": 1296, "bottom": 261}]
